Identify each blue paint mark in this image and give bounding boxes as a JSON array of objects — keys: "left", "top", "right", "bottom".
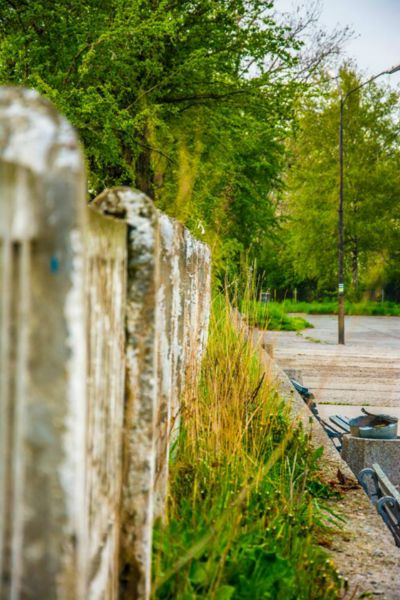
[{"left": 50, "top": 255, "right": 60, "bottom": 273}]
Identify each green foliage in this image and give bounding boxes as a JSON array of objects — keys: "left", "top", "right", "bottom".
[
  {"left": 281, "top": 300, "right": 400, "bottom": 316},
  {"left": 242, "top": 301, "right": 313, "bottom": 330},
  {"left": 280, "top": 66, "right": 400, "bottom": 297},
  {"left": 152, "top": 296, "right": 342, "bottom": 599},
  {"left": 0, "top": 0, "right": 305, "bottom": 279},
  {"left": 6, "top": 3, "right": 396, "bottom": 297}
]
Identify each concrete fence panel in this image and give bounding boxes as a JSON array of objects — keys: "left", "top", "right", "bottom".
[
  {"left": 92, "top": 189, "right": 211, "bottom": 599},
  {"left": 0, "top": 88, "right": 211, "bottom": 600},
  {"left": 85, "top": 207, "right": 128, "bottom": 599},
  {"left": 92, "top": 188, "right": 161, "bottom": 600}
]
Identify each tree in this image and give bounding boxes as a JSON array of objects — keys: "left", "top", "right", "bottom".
[
  {"left": 0, "top": 0, "right": 348, "bottom": 280},
  {"left": 281, "top": 66, "right": 400, "bottom": 298},
  {"left": 0, "top": 1, "right": 296, "bottom": 189}
]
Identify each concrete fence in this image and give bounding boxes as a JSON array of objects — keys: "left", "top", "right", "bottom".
[{"left": 0, "top": 87, "right": 211, "bottom": 599}]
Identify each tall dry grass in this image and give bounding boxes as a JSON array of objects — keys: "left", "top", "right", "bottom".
[{"left": 152, "top": 293, "right": 343, "bottom": 599}]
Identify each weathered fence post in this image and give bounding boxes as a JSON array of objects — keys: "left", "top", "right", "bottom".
[{"left": 0, "top": 88, "right": 87, "bottom": 598}]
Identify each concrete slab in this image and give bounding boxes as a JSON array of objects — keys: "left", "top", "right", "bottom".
[
  {"left": 342, "top": 435, "right": 400, "bottom": 486},
  {"left": 265, "top": 314, "right": 400, "bottom": 409}
]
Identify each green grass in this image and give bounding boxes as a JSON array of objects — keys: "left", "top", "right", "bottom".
[
  {"left": 282, "top": 300, "right": 400, "bottom": 316},
  {"left": 241, "top": 301, "right": 313, "bottom": 331},
  {"left": 152, "top": 296, "right": 343, "bottom": 599}
]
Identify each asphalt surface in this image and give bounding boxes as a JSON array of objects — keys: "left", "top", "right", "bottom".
[{"left": 264, "top": 314, "right": 400, "bottom": 414}]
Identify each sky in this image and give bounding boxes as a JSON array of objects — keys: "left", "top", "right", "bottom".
[{"left": 275, "top": 0, "right": 400, "bottom": 84}]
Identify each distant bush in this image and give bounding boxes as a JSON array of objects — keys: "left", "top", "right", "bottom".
[
  {"left": 281, "top": 300, "right": 400, "bottom": 316},
  {"left": 241, "top": 301, "right": 313, "bottom": 331}
]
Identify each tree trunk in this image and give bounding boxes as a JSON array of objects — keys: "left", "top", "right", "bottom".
[
  {"left": 351, "top": 239, "right": 359, "bottom": 292},
  {"left": 136, "top": 130, "right": 155, "bottom": 200}
]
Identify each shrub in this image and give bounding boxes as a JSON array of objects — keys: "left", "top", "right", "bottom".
[{"left": 241, "top": 301, "right": 313, "bottom": 331}]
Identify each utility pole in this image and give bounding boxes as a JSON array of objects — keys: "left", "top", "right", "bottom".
[{"left": 338, "top": 97, "right": 344, "bottom": 344}]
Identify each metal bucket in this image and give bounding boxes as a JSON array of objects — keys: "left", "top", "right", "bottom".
[{"left": 349, "top": 413, "right": 398, "bottom": 439}]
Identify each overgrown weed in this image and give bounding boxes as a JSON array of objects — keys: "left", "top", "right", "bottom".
[
  {"left": 241, "top": 300, "right": 313, "bottom": 331},
  {"left": 152, "top": 294, "right": 343, "bottom": 599}
]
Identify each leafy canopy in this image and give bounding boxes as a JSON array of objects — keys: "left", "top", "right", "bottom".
[
  {"left": 0, "top": 0, "right": 348, "bottom": 280},
  {"left": 279, "top": 66, "right": 400, "bottom": 297}
]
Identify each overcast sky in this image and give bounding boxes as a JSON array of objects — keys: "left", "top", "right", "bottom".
[{"left": 275, "top": 0, "right": 400, "bottom": 84}]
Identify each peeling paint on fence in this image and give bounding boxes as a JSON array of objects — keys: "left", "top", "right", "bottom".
[{"left": 0, "top": 88, "right": 211, "bottom": 600}]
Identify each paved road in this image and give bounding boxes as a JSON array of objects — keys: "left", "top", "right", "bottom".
[{"left": 264, "top": 314, "right": 400, "bottom": 417}]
